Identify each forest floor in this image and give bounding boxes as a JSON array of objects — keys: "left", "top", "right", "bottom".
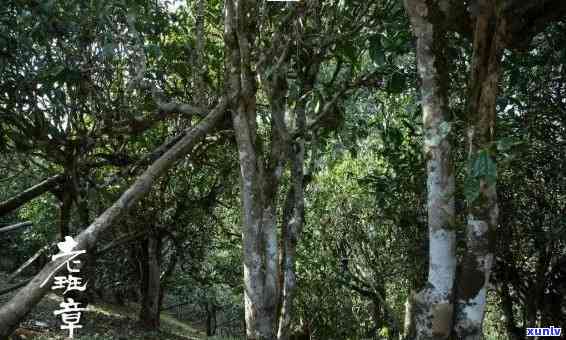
[{"left": 0, "top": 273, "right": 206, "bottom": 339}]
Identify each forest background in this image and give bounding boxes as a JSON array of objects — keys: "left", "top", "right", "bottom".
[{"left": 0, "top": 0, "right": 565, "bottom": 339}]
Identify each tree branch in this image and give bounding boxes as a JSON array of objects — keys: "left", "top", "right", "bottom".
[
  {"left": 95, "top": 231, "right": 148, "bottom": 256},
  {"left": 0, "top": 221, "right": 33, "bottom": 234},
  {"left": 0, "top": 175, "right": 63, "bottom": 217},
  {"left": 8, "top": 243, "right": 56, "bottom": 282}
]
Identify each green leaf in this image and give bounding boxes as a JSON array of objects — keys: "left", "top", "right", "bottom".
[
  {"left": 339, "top": 41, "right": 358, "bottom": 65},
  {"left": 369, "top": 35, "right": 385, "bottom": 65},
  {"left": 438, "top": 121, "right": 452, "bottom": 140},
  {"left": 464, "top": 176, "right": 481, "bottom": 202},
  {"left": 145, "top": 44, "right": 161, "bottom": 58},
  {"left": 388, "top": 72, "right": 406, "bottom": 94},
  {"left": 464, "top": 150, "right": 498, "bottom": 203},
  {"left": 470, "top": 150, "right": 497, "bottom": 187},
  {"left": 102, "top": 43, "right": 115, "bottom": 58},
  {"left": 314, "top": 99, "right": 321, "bottom": 115},
  {"left": 50, "top": 65, "right": 66, "bottom": 77},
  {"left": 496, "top": 137, "right": 514, "bottom": 152},
  {"left": 264, "top": 65, "right": 274, "bottom": 79},
  {"left": 472, "top": 151, "right": 496, "bottom": 176}
]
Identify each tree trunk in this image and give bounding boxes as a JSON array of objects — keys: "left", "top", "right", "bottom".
[
  {"left": 234, "top": 132, "right": 280, "bottom": 340},
  {"left": 499, "top": 283, "right": 522, "bottom": 340},
  {"left": 193, "top": 0, "right": 206, "bottom": 108},
  {"left": 403, "top": 291, "right": 417, "bottom": 339},
  {"left": 0, "top": 99, "right": 227, "bottom": 338},
  {"left": 76, "top": 193, "right": 97, "bottom": 306},
  {"left": 224, "top": 1, "right": 281, "bottom": 338},
  {"left": 454, "top": 1, "right": 505, "bottom": 338},
  {"left": 58, "top": 189, "right": 73, "bottom": 241},
  {"left": 403, "top": 1, "right": 456, "bottom": 339},
  {"left": 206, "top": 301, "right": 217, "bottom": 336},
  {"left": 139, "top": 239, "right": 149, "bottom": 306},
  {"left": 159, "top": 235, "right": 178, "bottom": 311},
  {"left": 277, "top": 94, "right": 306, "bottom": 340},
  {"left": 139, "top": 231, "right": 161, "bottom": 330}
]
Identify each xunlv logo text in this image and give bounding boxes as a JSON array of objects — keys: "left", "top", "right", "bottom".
[{"left": 526, "top": 326, "right": 562, "bottom": 337}]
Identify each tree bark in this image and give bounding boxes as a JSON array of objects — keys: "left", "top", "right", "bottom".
[
  {"left": 224, "top": 1, "right": 281, "bottom": 338},
  {"left": 58, "top": 189, "right": 73, "bottom": 241},
  {"left": 277, "top": 87, "right": 307, "bottom": 340},
  {"left": 0, "top": 174, "right": 63, "bottom": 217},
  {"left": 139, "top": 239, "right": 149, "bottom": 307},
  {"left": 276, "top": 145, "right": 304, "bottom": 340},
  {"left": 76, "top": 192, "right": 97, "bottom": 305},
  {"left": 453, "top": 1, "right": 505, "bottom": 338},
  {"left": 139, "top": 230, "right": 161, "bottom": 330},
  {"left": 404, "top": 291, "right": 417, "bottom": 339},
  {"left": 403, "top": 1, "right": 457, "bottom": 339},
  {"left": 0, "top": 280, "right": 31, "bottom": 297},
  {"left": 206, "top": 301, "right": 217, "bottom": 336},
  {"left": 499, "top": 283, "right": 522, "bottom": 340},
  {"left": 194, "top": 0, "right": 207, "bottom": 108},
  {"left": 0, "top": 99, "right": 227, "bottom": 338}
]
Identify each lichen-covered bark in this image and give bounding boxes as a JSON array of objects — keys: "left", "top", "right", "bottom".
[
  {"left": 402, "top": 1, "right": 565, "bottom": 339},
  {"left": 403, "top": 1, "right": 456, "bottom": 339},
  {"left": 224, "top": 1, "right": 281, "bottom": 338},
  {"left": 453, "top": 1, "right": 505, "bottom": 338}
]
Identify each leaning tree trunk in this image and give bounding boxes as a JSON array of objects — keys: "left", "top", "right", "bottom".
[
  {"left": 453, "top": 1, "right": 505, "bottom": 338},
  {"left": 403, "top": 1, "right": 457, "bottom": 339},
  {"left": 0, "top": 99, "right": 227, "bottom": 338}
]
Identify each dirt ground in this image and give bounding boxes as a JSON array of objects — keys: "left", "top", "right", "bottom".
[{"left": 0, "top": 272, "right": 203, "bottom": 339}]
